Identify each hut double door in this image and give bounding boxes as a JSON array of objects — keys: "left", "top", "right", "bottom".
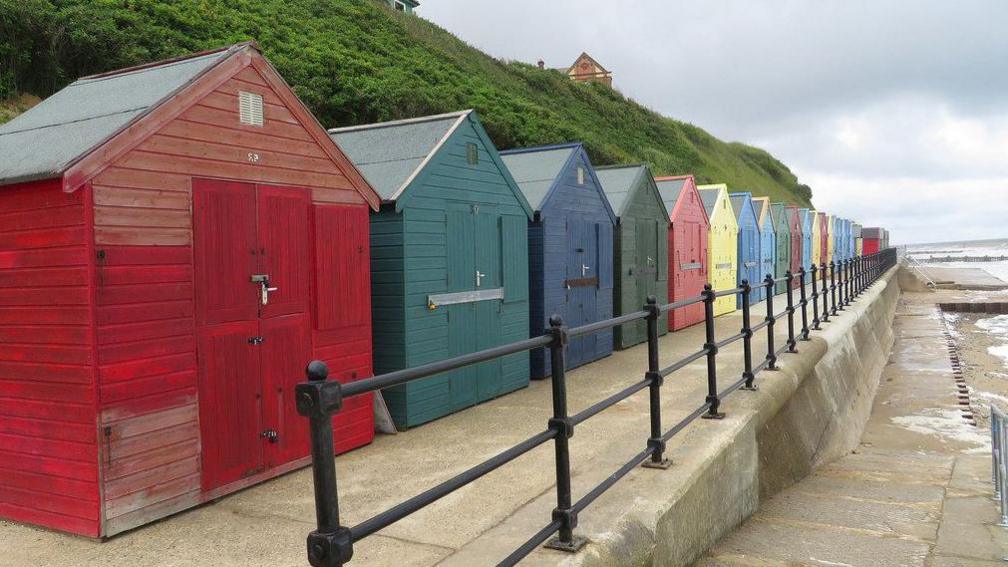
[
  {"left": 446, "top": 205, "right": 503, "bottom": 410},
  {"left": 564, "top": 217, "right": 599, "bottom": 368},
  {"left": 632, "top": 220, "right": 660, "bottom": 341},
  {"left": 193, "top": 179, "right": 312, "bottom": 491}
]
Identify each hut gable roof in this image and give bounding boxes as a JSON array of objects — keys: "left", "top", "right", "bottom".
[
  {"left": 0, "top": 42, "right": 380, "bottom": 208},
  {"left": 330, "top": 110, "right": 531, "bottom": 217},
  {"left": 771, "top": 203, "right": 789, "bottom": 230},
  {"left": 330, "top": 110, "right": 466, "bottom": 202},
  {"left": 500, "top": 143, "right": 616, "bottom": 222},
  {"left": 697, "top": 184, "right": 738, "bottom": 230},
  {"left": 0, "top": 48, "right": 232, "bottom": 187},
  {"left": 752, "top": 196, "right": 773, "bottom": 229},
  {"left": 595, "top": 164, "right": 668, "bottom": 220},
  {"left": 729, "top": 192, "right": 758, "bottom": 229}
]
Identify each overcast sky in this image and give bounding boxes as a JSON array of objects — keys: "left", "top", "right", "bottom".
[{"left": 419, "top": 1, "right": 1008, "bottom": 245}]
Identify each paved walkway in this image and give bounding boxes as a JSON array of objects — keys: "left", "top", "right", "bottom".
[
  {"left": 697, "top": 297, "right": 1004, "bottom": 567},
  {"left": 919, "top": 266, "right": 1008, "bottom": 290}
]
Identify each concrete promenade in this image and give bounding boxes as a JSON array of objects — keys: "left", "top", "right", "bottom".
[
  {"left": 2, "top": 275, "right": 894, "bottom": 567},
  {"left": 698, "top": 293, "right": 1004, "bottom": 566}
]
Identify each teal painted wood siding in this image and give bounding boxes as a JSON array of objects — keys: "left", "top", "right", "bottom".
[{"left": 368, "top": 116, "right": 531, "bottom": 428}]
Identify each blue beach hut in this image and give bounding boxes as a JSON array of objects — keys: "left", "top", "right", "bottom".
[
  {"left": 800, "top": 208, "right": 813, "bottom": 271},
  {"left": 500, "top": 143, "right": 617, "bottom": 378},
  {"left": 730, "top": 192, "right": 760, "bottom": 307},
  {"left": 752, "top": 197, "right": 774, "bottom": 302}
]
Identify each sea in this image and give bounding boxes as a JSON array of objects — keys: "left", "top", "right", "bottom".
[
  {"left": 907, "top": 237, "right": 1008, "bottom": 369},
  {"left": 904, "top": 237, "right": 1008, "bottom": 283}
]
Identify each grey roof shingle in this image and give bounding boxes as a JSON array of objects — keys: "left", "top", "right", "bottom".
[
  {"left": 729, "top": 194, "right": 751, "bottom": 223},
  {"left": 329, "top": 111, "right": 466, "bottom": 201},
  {"left": 654, "top": 177, "right": 687, "bottom": 214},
  {"left": 499, "top": 145, "right": 576, "bottom": 211},
  {"left": 595, "top": 164, "right": 645, "bottom": 216},
  {"left": 0, "top": 48, "right": 231, "bottom": 186},
  {"left": 698, "top": 188, "right": 721, "bottom": 217}
]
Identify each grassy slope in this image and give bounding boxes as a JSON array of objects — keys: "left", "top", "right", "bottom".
[{"left": 0, "top": 0, "right": 811, "bottom": 205}]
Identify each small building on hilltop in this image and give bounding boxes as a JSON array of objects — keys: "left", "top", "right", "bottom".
[
  {"left": 730, "top": 192, "right": 761, "bottom": 307},
  {"left": 0, "top": 43, "right": 382, "bottom": 537},
  {"left": 500, "top": 143, "right": 616, "bottom": 378},
  {"left": 330, "top": 110, "right": 533, "bottom": 430},
  {"left": 387, "top": 0, "right": 419, "bottom": 13},
  {"left": 566, "top": 52, "right": 613, "bottom": 86},
  {"left": 655, "top": 175, "right": 709, "bottom": 331},
  {"left": 596, "top": 164, "right": 669, "bottom": 348},
  {"left": 698, "top": 184, "right": 738, "bottom": 317}
]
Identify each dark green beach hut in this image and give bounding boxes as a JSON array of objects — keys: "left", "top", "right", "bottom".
[
  {"left": 771, "top": 202, "right": 791, "bottom": 290},
  {"left": 595, "top": 164, "right": 670, "bottom": 349},
  {"left": 330, "top": 110, "right": 533, "bottom": 429}
]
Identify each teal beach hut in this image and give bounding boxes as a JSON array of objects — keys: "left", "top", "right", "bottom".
[{"left": 330, "top": 110, "right": 533, "bottom": 429}]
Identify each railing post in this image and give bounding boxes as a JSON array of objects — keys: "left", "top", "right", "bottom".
[
  {"left": 842, "top": 259, "right": 849, "bottom": 306},
  {"left": 701, "top": 284, "right": 725, "bottom": 419},
  {"left": 799, "top": 267, "right": 810, "bottom": 340},
  {"left": 643, "top": 296, "right": 672, "bottom": 469},
  {"left": 993, "top": 409, "right": 1002, "bottom": 501},
  {"left": 810, "top": 264, "right": 820, "bottom": 330},
  {"left": 848, "top": 259, "right": 854, "bottom": 304},
  {"left": 830, "top": 261, "right": 838, "bottom": 315},
  {"left": 740, "top": 280, "right": 756, "bottom": 390},
  {"left": 837, "top": 259, "right": 846, "bottom": 310},
  {"left": 296, "top": 361, "right": 353, "bottom": 567},
  {"left": 764, "top": 274, "right": 777, "bottom": 370},
  {"left": 820, "top": 263, "right": 830, "bottom": 323},
  {"left": 785, "top": 270, "right": 797, "bottom": 353},
  {"left": 544, "top": 315, "right": 586, "bottom": 552}
]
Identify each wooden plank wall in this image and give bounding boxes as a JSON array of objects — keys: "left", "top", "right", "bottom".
[
  {"left": 89, "top": 64, "right": 372, "bottom": 534},
  {"left": 0, "top": 179, "right": 100, "bottom": 536}
]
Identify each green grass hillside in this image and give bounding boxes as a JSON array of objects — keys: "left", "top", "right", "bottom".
[{"left": 1, "top": 0, "right": 812, "bottom": 205}]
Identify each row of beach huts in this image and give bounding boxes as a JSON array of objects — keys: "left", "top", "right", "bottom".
[{"left": 0, "top": 44, "right": 891, "bottom": 537}]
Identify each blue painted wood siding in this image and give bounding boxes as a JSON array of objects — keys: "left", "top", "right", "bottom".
[
  {"left": 736, "top": 200, "right": 761, "bottom": 308},
  {"left": 758, "top": 219, "right": 775, "bottom": 302},
  {"left": 529, "top": 150, "right": 615, "bottom": 378}
]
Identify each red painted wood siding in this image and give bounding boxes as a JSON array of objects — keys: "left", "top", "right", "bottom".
[
  {"left": 85, "top": 63, "right": 373, "bottom": 533},
  {"left": 0, "top": 179, "right": 100, "bottom": 536}
]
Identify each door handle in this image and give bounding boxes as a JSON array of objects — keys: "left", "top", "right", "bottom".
[
  {"left": 581, "top": 264, "right": 590, "bottom": 276},
  {"left": 475, "top": 270, "right": 485, "bottom": 287},
  {"left": 261, "top": 429, "right": 278, "bottom": 443},
  {"left": 251, "top": 274, "right": 278, "bottom": 306}
]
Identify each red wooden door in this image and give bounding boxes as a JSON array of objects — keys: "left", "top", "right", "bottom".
[
  {"left": 257, "top": 186, "right": 312, "bottom": 467},
  {"left": 193, "top": 180, "right": 264, "bottom": 489},
  {"left": 193, "top": 180, "right": 313, "bottom": 490}
]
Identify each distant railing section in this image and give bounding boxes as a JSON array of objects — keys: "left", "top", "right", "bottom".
[
  {"left": 915, "top": 255, "right": 1008, "bottom": 263},
  {"left": 295, "top": 248, "right": 898, "bottom": 567}
]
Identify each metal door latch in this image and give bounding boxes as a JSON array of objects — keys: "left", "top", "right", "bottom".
[
  {"left": 581, "top": 264, "right": 590, "bottom": 276},
  {"left": 475, "top": 270, "right": 485, "bottom": 287},
  {"left": 248, "top": 336, "right": 264, "bottom": 345},
  {"left": 250, "top": 274, "right": 278, "bottom": 306},
  {"left": 261, "top": 429, "right": 278, "bottom": 443}
]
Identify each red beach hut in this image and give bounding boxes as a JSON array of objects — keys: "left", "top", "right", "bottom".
[
  {"left": 0, "top": 43, "right": 380, "bottom": 537},
  {"left": 655, "top": 175, "right": 709, "bottom": 330}
]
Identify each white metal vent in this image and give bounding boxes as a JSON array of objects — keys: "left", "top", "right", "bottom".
[{"left": 238, "top": 91, "right": 264, "bottom": 127}]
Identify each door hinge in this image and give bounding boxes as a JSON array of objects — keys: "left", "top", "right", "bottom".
[{"left": 248, "top": 336, "right": 264, "bottom": 345}]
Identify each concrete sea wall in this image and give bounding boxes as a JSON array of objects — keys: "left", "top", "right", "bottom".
[{"left": 568, "top": 267, "right": 900, "bottom": 567}]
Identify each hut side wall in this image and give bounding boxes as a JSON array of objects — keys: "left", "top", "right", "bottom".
[
  {"left": 735, "top": 199, "right": 760, "bottom": 308},
  {"left": 668, "top": 185, "right": 708, "bottom": 331},
  {"left": 89, "top": 67, "right": 373, "bottom": 535},
  {"left": 0, "top": 179, "right": 99, "bottom": 537}
]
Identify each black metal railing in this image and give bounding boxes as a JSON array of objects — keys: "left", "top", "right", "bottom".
[{"left": 295, "top": 248, "right": 898, "bottom": 567}]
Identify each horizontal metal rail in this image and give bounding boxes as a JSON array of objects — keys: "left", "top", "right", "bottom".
[{"left": 296, "top": 248, "right": 898, "bottom": 567}]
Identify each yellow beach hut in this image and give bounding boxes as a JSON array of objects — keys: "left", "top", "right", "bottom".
[
  {"left": 810, "top": 210, "right": 822, "bottom": 267},
  {"left": 698, "top": 184, "right": 738, "bottom": 316}
]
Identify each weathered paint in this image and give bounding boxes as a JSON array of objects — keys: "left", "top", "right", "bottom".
[
  {"left": 698, "top": 184, "right": 738, "bottom": 317},
  {"left": 596, "top": 165, "right": 669, "bottom": 349},
  {"left": 818, "top": 212, "right": 829, "bottom": 266},
  {"left": 0, "top": 45, "right": 379, "bottom": 537},
  {"left": 730, "top": 192, "right": 760, "bottom": 308},
  {"left": 810, "top": 210, "right": 822, "bottom": 267},
  {"left": 500, "top": 143, "right": 615, "bottom": 378},
  {"left": 863, "top": 227, "right": 883, "bottom": 254},
  {"left": 655, "top": 175, "right": 709, "bottom": 331},
  {"left": 825, "top": 214, "right": 836, "bottom": 266},
  {"left": 853, "top": 223, "right": 863, "bottom": 257},
  {"left": 752, "top": 197, "right": 774, "bottom": 302}
]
